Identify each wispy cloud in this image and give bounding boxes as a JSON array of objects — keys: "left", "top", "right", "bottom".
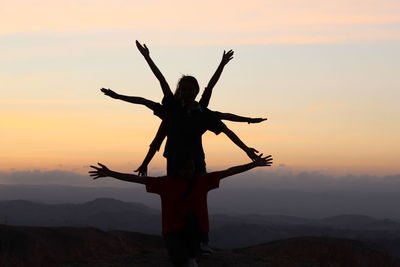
[
  {"left": 2, "top": 0, "right": 399, "bottom": 44},
  {"left": 1, "top": 168, "right": 400, "bottom": 192},
  {"left": 306, "top": 102, "right": 347, "bottom": 112}
]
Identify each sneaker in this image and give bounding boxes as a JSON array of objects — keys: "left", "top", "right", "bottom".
[{"left": 200, "top": 243, "right": 214, "bottom": 255}]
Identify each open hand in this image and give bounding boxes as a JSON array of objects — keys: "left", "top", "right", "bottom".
[
  {"left": 253, "top": 154, "right": 273, "bottom": 167},
  {"left": 221, "top": 49, "right": 234, "bottom": 65},
  {"left": 248, "top": 117, "right": 268, "bottom": 124},
  {"left": 100, "top": 88, "right": 118, "bottom": 98},
  {"left": 246, "top": 147, "right": 261, "bottom": 161},
  {"left": 136, "top": 40, "right": 150, "bottom": 58},
  {"left": 89, "top": 163, "right": 111, "bottom": 179},
  {"left": 134, "top": 165, "right": 148, "bottom": 177}
]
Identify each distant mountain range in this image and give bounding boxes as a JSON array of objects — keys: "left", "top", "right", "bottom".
[
  {"left": 0, "top": 198, "right": 161, "bottom": 235},
  {"left": 1, "top": 224, "right": 399, "bottom": 267},
  {"left": 1, "top": 197, "right": 400, "bottom": 258},
  {"left": 2, "top": 183, "right": 400, "bottom": 219}
]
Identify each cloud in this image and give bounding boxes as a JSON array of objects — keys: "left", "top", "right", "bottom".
[
  {"left": 306, "top": 102, "right": 347, "bottom": 112},
  {"left": 2, "top": 0, "right": 399, "bottom": 44},
  {"left": 2, "top": 168, "right": 400, "bottom": 192},
  {"left": 214, "top": 168, "right": 400, "bottom": 193},
  {"left": 0, "top": 169, "right": 134, "bottom": 188}
]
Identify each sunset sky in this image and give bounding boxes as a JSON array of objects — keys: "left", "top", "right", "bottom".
[{"left": 1, "top": 0, "right": 400, "bottom": 177}]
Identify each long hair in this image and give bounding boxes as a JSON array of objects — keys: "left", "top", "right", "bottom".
[{"left": 174, "top": 75, "right": 200, "bottom": 97}]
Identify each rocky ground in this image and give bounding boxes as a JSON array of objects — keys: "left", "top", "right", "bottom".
[{"left": 1, "top": 225, "right": 399, "bottom": 267}]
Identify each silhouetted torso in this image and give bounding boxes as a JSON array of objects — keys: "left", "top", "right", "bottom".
[
  {"left": 146, "top": 172, "right": 221, "bottom": 234},
  {"left": 154, "top": 95, "right": 225, "bottom": 173}
]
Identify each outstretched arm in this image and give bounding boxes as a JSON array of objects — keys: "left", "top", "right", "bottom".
[
  {"left": 135, "top": 147, "right": 157, "bottom": 176},
  {"left": 100, "top": 88, "right": 160, "bottom": 111},
  {"left": 222, "top": 126, "right": 260, "bottom": 161},
  {"left": 135, "top": 40, "right": 172, "bottom": 97},
  {"left": 214, "top": 155, "right": 273, "bottom": 180},
  {"left": 89, "top": 163, "right": 152, "bottom": 184},
  {"left": 216, "top": 112, "right": 267, "bottom": 124},
  {"left": 135, "top": 121, "right": 167, "bottom": 176},
  {"left": 199, "top": 50, "right": 234, "bottom": 108}
]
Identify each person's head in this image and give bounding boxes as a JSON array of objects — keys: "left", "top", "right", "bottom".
[{"left": 175, "top": 75, "right": 199, "bottom": 103}]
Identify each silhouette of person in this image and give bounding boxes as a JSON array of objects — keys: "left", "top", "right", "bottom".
[
  {"left": 134, "top": 41, "right": 263, "bottom": 174},
  {"left": 101, "top": 41, "right": 266, "bottom": 176},
  {"left": 100, "top": 40, "right": 268, "bottom": 252},
  {"left": 89, "top": 155, "right": 273, "bottom": 267}
]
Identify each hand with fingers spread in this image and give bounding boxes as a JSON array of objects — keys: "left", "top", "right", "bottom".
[
  {"left": 135, "top": 40, "right": 172, "bottom": 96},
  {"left": 134, "top": 165, "right": 148, "bottom": 177},
  {"left": 136, "top": 40, "right": 150, "bottom": 58},
  {"left": 89, "top": 163, "right": 148, "bottom": 184},
  {"left": 252, "top": 154, "right": 273, "bottom": 167},
  {"left": 100, "top": 88, "right": 118, "bottom": 99},
  {"left": 248, "top": 117, "right": 268, "bottom": 124},
  {"left": 221, "top": 49, "right": 234, "bottom": 66},
  {"left": 245, "top": 147, "right": 261, "bottom": 161},
  {"left": 199, "top": 49, "right": 234, "bottom": 108},
  {"left": 89, "top": 163, "right": 112, "bottom": 179}
]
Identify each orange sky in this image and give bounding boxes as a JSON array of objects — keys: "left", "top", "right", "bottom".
[{"left": 1, "top": 0, "right": 400, "bottom": 176}]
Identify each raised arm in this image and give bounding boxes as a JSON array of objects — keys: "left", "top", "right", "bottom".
[
  {"left": 216, "top": 111, "right": 267, "bottom": 124},
  {"left": 135, "top": 120, "right": 167, "bottom": 176},
  {"left": 199, "top": 50, "right": 234, "bottom": 108},
  {"left": 100, "top": 88, "right": 160, "bottom": 111},
  {"left": 214, "top": 155, "right": 273, "bottom": 180},
  {"left": 89, "top": 163, "right": 152, "bottom": 184},
  {"left": 135, "top": 40, "right": 172, "bottom": 97},
  {"left": 222, "top": 126, "right": 260, "bottom": 161}
]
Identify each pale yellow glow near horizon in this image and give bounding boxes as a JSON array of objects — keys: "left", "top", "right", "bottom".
[{"left": 1, "top": 106, "right": 399, "bottom": 176}]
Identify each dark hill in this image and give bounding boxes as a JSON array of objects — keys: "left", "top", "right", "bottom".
[
  {"left": 320, "top": 214, "right": 378, "bottom": 227},
  {"left": 320, "top": 214, "right": 400, "bottom": 231},
  {"left": 1, "top": 225, "right": 399, "bottom": 267},
  {"left": 0, "top": 198, "right": 160, "bottom": 234},
  {"left": 0, "top": 224, "right": 164, "bottom": 267},
  {"left": 237, "top": 236, "right": 400, "bottom": 267}
]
